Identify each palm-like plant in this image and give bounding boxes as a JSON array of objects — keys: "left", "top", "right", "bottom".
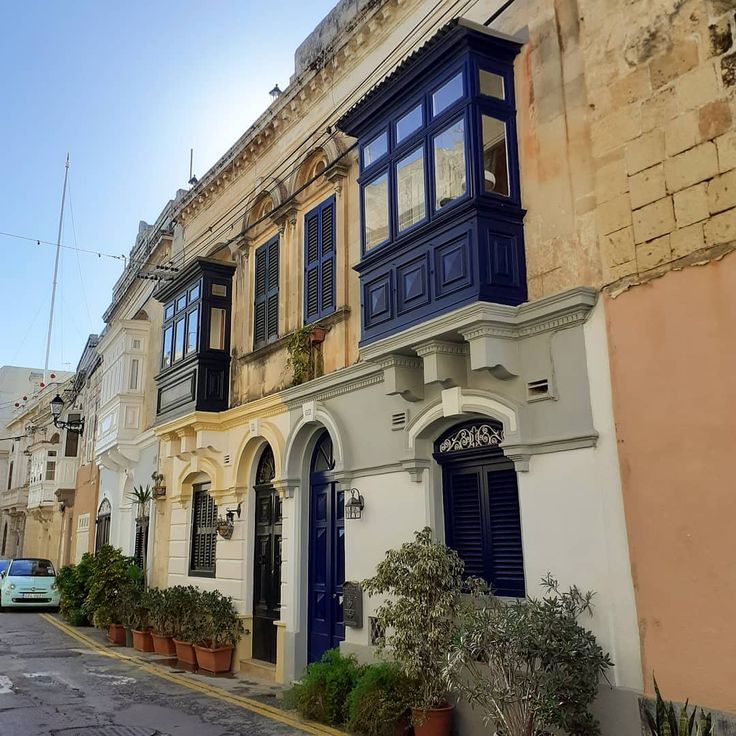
[
  {"left": 128, "top": 484, "right": 152, "bottom": 519},
  {"left": 643, "top": 678, "right": 712, "bottom": 736}
]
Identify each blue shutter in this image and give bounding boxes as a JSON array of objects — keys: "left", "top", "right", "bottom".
[
  {"left": 254, "top": 238, "right": 279, "bottom": 346},
  {"left": 304, "top": 198, "right": 336, "bottom": 322},
  {"left": 444, "top": 470, "right": 486, "bottom": 579},
  {"left": 486, "top": 467, "right": 525, "bottom": 598}
]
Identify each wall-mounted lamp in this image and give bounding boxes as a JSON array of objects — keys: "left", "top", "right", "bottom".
[
  {"left": 345, "top": 488, "right": 364, "bottom": 520},
  {"left": 59, "top": 501, "right": 66, "bottom": 514},
  {"left": 217, "top": 502, "right": 242, "bottom": 539},
  {"left": 50, "top": 395, "right": 85, "bottom": 436},
  {"left": 151, "top": 471, "right": 166, "bottom": 498}
]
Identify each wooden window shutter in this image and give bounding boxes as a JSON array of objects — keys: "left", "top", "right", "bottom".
[
  {"left": 254, "top": 245, "right": 268, "bottom": 345},
  {"left": 486, "top": 467, "right": 525, "bottom": 598},
  {"left": 254, "top": 238, "right": 278, "bottom": 346},
  {"left": 444, "top": 469, "right": 486, "bottom": 579},
  {"left": 303, "top": 198, "right": 336, "bottom": 322},
  {"left": 190, "top": 485, "right": 217, "bottom": 575},
  {"left": 266, "top": 238, "right": 279, "bottom": 341}
]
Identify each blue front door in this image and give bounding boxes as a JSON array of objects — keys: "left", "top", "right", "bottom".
[{"left": 308, "top": 431, "right": 345, "bottom": 663}]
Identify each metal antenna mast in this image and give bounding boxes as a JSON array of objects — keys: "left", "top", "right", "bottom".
[{"left": 44, "top": 153, "right": 70, "bottom": 383}]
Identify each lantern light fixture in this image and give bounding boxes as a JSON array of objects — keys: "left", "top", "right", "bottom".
[
  {"left": 49, "top": 394, "right": 85, "bottom": 435},
  {"left": 345, "top": 488, "right": 365, "bottom": 520}
]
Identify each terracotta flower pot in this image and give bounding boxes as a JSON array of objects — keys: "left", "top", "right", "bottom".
[
  {"left": 124, "top": 627, "right": 133, "bottom": 648},
  {"left": 131, "top": 629, "right": 154, "bottom": 652},
  {"left": 108, "top": 624, "right": 126, "bottom": 646},
  {"left": 151, "top": 632, "right": 177, "bottom": 657},
  {"left": 173, "top": 638, "right": 197, "bottom": 666},
  {"left": 412, "top": 704, "right": 454, "bottom": 736},
  {"left": 310, "top": 326, "right": 326, "bottom": 344},
  {"left": 193, "top": 644, "right": 233, "bottom": 673}
]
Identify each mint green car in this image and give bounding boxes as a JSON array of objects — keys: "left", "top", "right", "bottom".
[{"left": 0, "top": 558, "right": 60, "bottom": 610}]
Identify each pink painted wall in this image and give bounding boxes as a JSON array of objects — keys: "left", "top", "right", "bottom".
[{"left": 605, "top": 252, "right": 736, "bottom": 712}]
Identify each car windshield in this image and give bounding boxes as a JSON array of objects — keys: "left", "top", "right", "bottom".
[
  {"left": 8, "top": 558, "right": 56, "bottom": 577},
  {"left": 0, "top": 560, "right": 8, "bottom": 575}
]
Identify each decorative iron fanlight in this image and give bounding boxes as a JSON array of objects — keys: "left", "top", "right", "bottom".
[{"left": 345, "top": 488, "right": 364, "bottom": 520}]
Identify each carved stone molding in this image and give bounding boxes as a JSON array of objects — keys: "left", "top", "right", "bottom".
[
  {"left": 376, "top": 354, "right": 424, "bottom": 402},
  {"left": 272, "top": 477, "right": 299, "bottom": 500},
  {"left": 400, "top": 458, "right": 431, "bottom": 482},
  {"left": 414, "top": 340, "right": 468, "bottom": 388}
]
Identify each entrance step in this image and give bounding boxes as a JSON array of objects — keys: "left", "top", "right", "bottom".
[{"left": 239, "top": 658, "right": 276, "bottom": 682}]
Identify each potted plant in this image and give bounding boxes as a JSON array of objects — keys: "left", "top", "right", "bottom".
[
  {"left": 130, "top": 595, "right": 153, "bottom": 652},
  {"left": 347, "top": 662, "right": 412, "bottom": 736},
  {"left": 363, "top": 527, "right": 468, "bottom": 736},
  {"left": 444, "top": 575, "right": 613, "bottom": 736},
  {"left": 170, "top": 586, "right": 201, "bottom": 667},
  {"left": 147, "top": 588, "right": 176, "bottom": 656},
  {"left": 192, "top": 589, "right": 244, "bottom": 673}
]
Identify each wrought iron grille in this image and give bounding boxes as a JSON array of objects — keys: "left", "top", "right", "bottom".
[
  {"left": 437, "top": 422, "right": 504, "bottom": 454},
  {"left": 190, "top": 484, "right": 217, "bottom": 576},
  {"left": 369, "top": 616, "right": 385, "bottom": 646}
]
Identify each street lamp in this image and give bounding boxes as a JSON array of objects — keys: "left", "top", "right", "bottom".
[{"left": 50, "top": 394, "right": 85, "bottom": 435}]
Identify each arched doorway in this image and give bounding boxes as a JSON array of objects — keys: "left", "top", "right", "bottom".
[
  {"left": 252, "top": 445, "right": 281, "bottom": 663},
  {"left": 308, "top": 430, "right": 344, "bottom": 663},
  {"left": 434, "top": 419, "right": 525, "bottom": 598},
  {"left": 95, "top": 498, "right": 111, "bottom": 552}
]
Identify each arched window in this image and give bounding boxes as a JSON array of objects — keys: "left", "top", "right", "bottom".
[
  {"left": 95, "top": 498, "right": 112, "bottom": 552},
  {"left": 256, "top": 445, "right": 276, "bottom": 486},
  {"left": 434, "top": 419, "right": 525, "bottom": 598}
]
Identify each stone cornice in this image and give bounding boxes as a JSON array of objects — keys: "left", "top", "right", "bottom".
[{"left": 360, "top": 287, "right": 598, "bottom": 362}]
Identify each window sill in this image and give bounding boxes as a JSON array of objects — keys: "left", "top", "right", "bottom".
[{"left": 237, "top": 306, "right": 351, "bottom": 365}]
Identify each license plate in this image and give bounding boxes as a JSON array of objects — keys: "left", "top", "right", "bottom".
[{"left": 22, "top": 593, "right": 46, "bottom": 599}]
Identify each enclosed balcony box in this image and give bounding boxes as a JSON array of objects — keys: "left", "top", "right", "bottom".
[{"left": 154, "top": 258, "right": 236, "bottom": 421}]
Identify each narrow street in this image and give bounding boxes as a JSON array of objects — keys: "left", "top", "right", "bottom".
[{"left": 0, "top": 612, "right": 304, "bottom": 736}]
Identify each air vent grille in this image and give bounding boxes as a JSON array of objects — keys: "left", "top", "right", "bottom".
[
  {"left": 223, "top": 454, "right": 231, "bottom": 466},
  {"left": 526, "top": 378, "right": 553, "bottom": 402},
  {"left": 391, "top": 410, "right": 408, "bottom": 431}
]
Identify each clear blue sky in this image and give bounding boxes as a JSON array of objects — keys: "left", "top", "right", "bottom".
[{"left": 0, "top": 0, "right": 336, "bottom": 371}]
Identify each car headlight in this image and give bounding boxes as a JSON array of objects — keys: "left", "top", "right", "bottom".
[
  {"left": 8, "top": 583, "right": 15, "bottom": 590},
  {"left": 51, "top": 582, "right": 58, "bottom": 591}
]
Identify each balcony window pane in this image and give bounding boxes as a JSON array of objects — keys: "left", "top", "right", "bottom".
[
  {"left": 482, "top": 115, "right": 509, "bottom": 197},
  {"left": 174, "top": 317, "right": 185, "bottom": 362},
  {"left": 396, "top": 105, "right": 422, "bottom": 144},
  {"left": 363, "top": 132, "right": 388, "bottom": 168},
  {"left": 479, "top": 70, "right": 505, "bottom": 100},
  {"left": 189, "top": 283, "right": 201, "bottom": 301},
  {"left": 164, "top": 303, "right": 174, "bottom": 321},
  {"left": 46, "top": 462, "right": 56, "bottom": 481},
  {"left": 186, "top": 307, "right": 199, "bottom": 355},
  {"left": 396, "top": 147, "right": 426, "bottom": 232},
  {"left": 129, "top": 359, "right": 139, "bottom": 391},
  {"left": 176, "top": 295, "right": 187, "bottom": 313},
  {"left": 433, "top": 118, "right": 467, "bottom": 209},
  {"left": 432, "top": 72, "right": 464, "bottom": 116},
  {"left": 363, "top": 173, "right": 389, "bottom": 250},
  {"left": 162, "top": 326, "right": 173, "bottom": 369},
  {"left": 209, "top": 308, "right": 226, "bottom": 350}
]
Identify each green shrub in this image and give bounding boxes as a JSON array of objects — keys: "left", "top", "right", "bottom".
[
  {"left": 347, "top": 663, "right": 412, "bottom": 736},
  {"left": 84, "top": 545, "right": 142, "bottom": 628},
  {"left": 146, "top": 588, "right": 175, "bottom": 637},
  {"left": 167, "top": 585, "right": 203, "bottom": 642},
  {"left": 288, "top": 649, "right": 364, "bottom": 726},
  {"left": 56, "top": 552, "right": 96, "bottom": 625},
  {"left": 194, "top": 589, "right": 244, "bottom": 648}
]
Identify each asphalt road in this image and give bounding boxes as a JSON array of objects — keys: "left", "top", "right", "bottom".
[{"left": 0, "top": 612, "right": 303, "bottom": 736}]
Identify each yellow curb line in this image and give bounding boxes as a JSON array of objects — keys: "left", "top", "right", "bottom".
[{"left": 39, "top": 613, "right": 346, "bottom": 736}]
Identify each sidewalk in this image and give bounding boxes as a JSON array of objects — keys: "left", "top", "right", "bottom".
[{"left": 41, "top": 613, "right": 345, "bottom": 736}]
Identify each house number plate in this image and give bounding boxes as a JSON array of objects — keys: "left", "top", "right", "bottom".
[{"left": 342, "top": 581, "right": 363, "bottom": 628}]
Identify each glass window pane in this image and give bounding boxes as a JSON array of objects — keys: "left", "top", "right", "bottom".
[
  {"left": 129, "top": 359, "right": 139, "bottom": 390},
  {"left": 396, "top": 146, "right": 426, "bottom": 232},
  {"left": 363, "top": 173, "right": 389, "bottom": 250},
  {"left": 176, "top": 295, "right": 187, "bottom": 313},
  {"left": 162, "top": 326, "right": 173, "bottom": 368},
  {"left": 395, "top": 105, "right": 422, "bottom": 144},
  {"left": 174, "top": 317, "right": 185, "bottom": 362},
  {"left": 212, "top": 283, "right": 227, "bottom": 297},
  {"left": 209, "top": 308, "right": 226, "bottom": 350},
  {"left": 479, "top": 70, "right": 505, "bottom": 100},
  {"left": 432, "top": 72, "right": 464, "bottom": 116},
  {"left": 433, "top": 118, "right": 467, "bottom": 209},
  {"left": 186, "top": 307, "right": 199, "bottom": 354},
  {"left": 189, "top": 282, "right": 201, "bottom": 301},
  {"left": 164, "top": 303, "right": 174, "bottom": 321},
  {"left": 363, "top": 132, "right": 388, "bottom": 167},
  {"left": 482, "top": 116, "right": 510, "bottom": 197}
]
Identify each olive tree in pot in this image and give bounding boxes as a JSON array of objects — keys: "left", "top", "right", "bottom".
[
  {"left": 363, "top": 527, "right": 467, "bottom": 736},
  {"left": 444, "top": 574, "right": 613, "bottom": 736},
  {"left": 192, "top": 590, "right": 245, "bottom": 673}
]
